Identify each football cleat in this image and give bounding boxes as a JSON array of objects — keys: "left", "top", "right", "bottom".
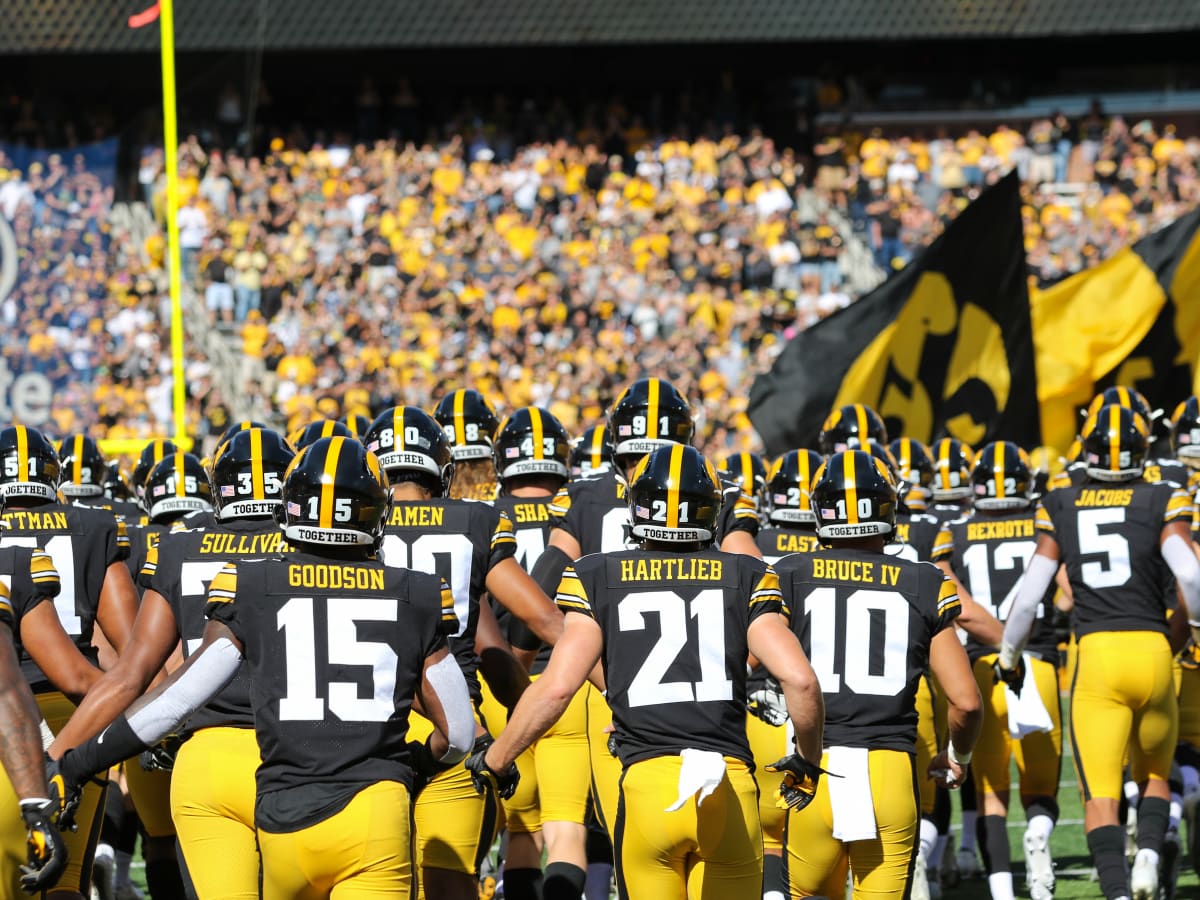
[{"left": 1023, "top": 828, "right": 1055, "bottom": 900}]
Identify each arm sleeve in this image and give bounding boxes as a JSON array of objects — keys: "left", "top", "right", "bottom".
[
  {"left": 506, "top": 615, "right": 542, "bottom": 653},
  {"left": 1163, "top": 533, "right": 1200, "bottom": 623},
  {"left": 999, "top": 552, "right": 1059, "bottom": 664},
  {"left": 930, "top": 525, "right": 954, "bottom": 563},
  {"left": 530, "top": 545, "right": 572, "bottom": 598},
  {"left": 424, "top": 654, "right": 475, "bottom": 763}
]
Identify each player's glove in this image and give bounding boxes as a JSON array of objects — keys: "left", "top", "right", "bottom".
[
  {"left": 406, "top": 738, "right": 456, "bottom": 796},
  {"left": 992, "top": 655, "right": 1026, "bottom": 695},
  {"left": 19, "top": 798, "right": 68, "bottom": 894},
  {"left": 139, "top": 733, "right": 183, "bottom": 773},
  {"left": 465, "top": 739, "right": 520, "bottom": 801},
  {"left": 43, "top": 756, "right": 80, "bottom": 834},
  {"left": 765, "top": 754, "right": 831, "bottom": 812},
  {"left": 1182, "top": 638, "right": 1200, "bottom": 671},
  {"left": 607, "top": 732, "right": 619, "bottom": 759},
  {"left": 747, "top": 677, "right": 788, "bottom": 727}
]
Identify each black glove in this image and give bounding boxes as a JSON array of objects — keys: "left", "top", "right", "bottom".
[
  {"left": 464, "top": 746, "right": 520, "bottom": 801},
  {"left": 43, "top": 756, "right": 80, "bottom": 834},
  {"left": 19, "top": 798, "right": 68, "bottom": 894},
  {"left": 406, "top": 738, "right": 455, "bottom": 796},
  {"left": 139, "top": 734, "right": 184, "bottom": 772},
  {"left": 992, "top": 655, "right": 1026, "bottom": 695},
  {"left": 607, "top": 732, "right": 619, "bottom": 759},
  {"left": 765, "top": 753, "right": 830, "bottom": 812}
]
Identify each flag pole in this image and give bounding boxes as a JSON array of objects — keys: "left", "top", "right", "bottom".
[{"left": 160, "top": 0, "right": 189, "bottom": 450}]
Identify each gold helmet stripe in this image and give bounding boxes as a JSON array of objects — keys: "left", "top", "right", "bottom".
[
  {"left": 995, "top": 442, "right": 1006, "bottom": 499},
  {"left": 319, "top": 437, "right": 344, "bottom": 529},
  {"left": 174, "top": 451, "right": 187, "bottom": 497},
  {"left": 530, "top": 408, "right": 545, "bottom": 460},
  {"left": 15, "top": 427, "right": 28, "bottom": 482},
  {"left": 250, "top": 428, "right": 265, "bottom": 499},
  {"left": 1109, "top": 405, "right": 1121, "bottom": 471},
  {"left": 843, "top": 451, "right": 860, "bottom": 524},
  {"left": 394, "top": 407, "right": 406, "bottom": 451},
  {"left": 666, "top": 444, "right": 683, "bottom": 528},
  {"left": 453, "top": 390, "right": 466, "bottom": 446},
  {"left": 591, "top": 425, "right": 606, "bottom": 469},
  {"left": 855, "top": 405, "right": 868, "bottom": 444},
  {"left": 72, "top": 434, "right": 85, "bottom": 485},
  {"left": 647, "top": 380, "right": 661, "bottom": 440}
]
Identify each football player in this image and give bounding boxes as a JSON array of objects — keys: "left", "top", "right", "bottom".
[
  {"left": 818, "top": 403, "right": 888, "bottom": 455},
  {"left": 51, "top": 429, "right": 294, "bottom": 899},
  {"left": 530, "top": 378, "right": 760, "bottom": 869},
  {"left": 435, "top": 388, "right": 501, "bottom": 501},
  {"left": 342, "top": 412, "right": 374, "bottom": 441},
  {"left": 130, "top": 439, "right": 178, "bottom": 514},
  {"left": 928, "top": 438, "right": 975, "bottom": 524},
  {"left": 999, "top": 405, "right": 1200, "bottom": 900},
  {"left": 364, "top": 406, "right": 563, "bottom": 900},
  {"left": 719, "top": 451, "right": 768, "bottom": 520},
  {"left": 0, "top": 426, "right": 138, "bottom": 900},
  {"left": 487, "top": 408, "right": 585, "bottom": 900},
  {"left": 775, "top": 449, "right": 983, "bottom": 898},
  {"left": 756, "top": 450, "right": 822, "bottom": 564},
  {"left": 475, "top": 444, "right": 825, "bottom": 899},
  {"left": 570, "top": 424, "right": 613, "bottom": 479},
  {"left": 52, "top": 437, "right": 476, "bottom": 899},
  {"left": 890, "top": 437, "right": 935, "bottom": 514},
  {"left": 932, "top": 442, "right": 1061, "bottom": 900},
  {"left": 57, "top": 436, "right": 133, "bottom": 560},
  {"left": 290, "top": 418, "right": 353, "bottom": 452}
]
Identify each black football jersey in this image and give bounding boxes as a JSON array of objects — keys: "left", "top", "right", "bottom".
[
  {"left": 888, "top": 511, "right": 942, "bottom": 563},
  {"left": 0, "top": 546, "right": 63, "bottom": 690},
  {"left": 1144, "top": 457, "right": 1197, "bottom": 491},
  {"left": 550, "top": 470, "right": 757, "bottom": 557},
  {"left": 774, "top": 548, "right": 961, "bottom": 752},
  {"left": 929, "top": 502, "right": 971, "bottom": 525},
  {"left": 381, "top": 499, "right": 516, "bottom": 702},
  {"left": 1038, "top": 480, "right": 1192, "bottom": 637},
  {"left": 206, "top": 551, "right": 453, "bottom": 832},
  {"left": 932, "top": 511, "right": 1056, "bottom": 663},
  {"left": 140, "top": 519, "right": 287, "bottom": 733},
  {"left": 72, "top": 500, "right": 134, "bottom": 557},
  {"left": 556, "top": 549, "right": 784, "bottom": 767},
  {"left": 492, "top": 495, "right": 555, "bottom": 671},
  {"left": 756, "top": 526, "right": 820, "bottom": 566},
  {"left": 1, "top": 503, "right": 123, "bottom": 659}
]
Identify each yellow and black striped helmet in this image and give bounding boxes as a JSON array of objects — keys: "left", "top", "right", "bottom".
[
  {"left": 608, "top": 378, "right": 694, "bottom": 460},
  {"left": 217, "top": 420, "right": 268, "bottom": 453},
  {"left": 888, "top": 436, "right": 934, "bottom": 511},
  {"left": 211, "top": 428, "right": 296, "bottom": 521},
  {"left": 291, "top": 419, "right": 353, "bottom": 453},
  {"left": 433, "top": 389, "right": 500, "bottom": 462},
  {"left": 364, "top": 406, "right": 454, "bottom": 496},
  {"left": 719, "top": 452, "right": 767, "bottom": 499},
  {"left": 132, "top": 439, "right": 178, "bottom": 505},
  {"left": 276, "top": 436, "right": 390, "bottom": 549},
  {"left": 103, "top": 461, "right": 134, "bottom": 502},
  {"left": 818, "top": 404, "right": 887, "bottom": 455},
  {"left": 929, "top": 438, "right": 975, "bottom": 502},
  {"left": 1086, "top": 385, "right": 1154, "bottom": 427},
  {"left": 569, "top": 424, "right": 613, "bottom": 478},
  {"left": 1170, "top": 396, "right": 1200, "bottom": 465},
  {"left": 0, "top": 426, "right": 60, "bottom": 504},
  {"left": 494, "top": 407, "right": 571, "bottom": 482},
  {"left": 765, "top": 449, "right": 823, "bottom": 526},
  {"left": 1080, "top": 404, "right": 1149, "bottom": 482},
  {"left": 58, "top": 434, "right": 107, "bottom": 498},
  {"left": 627, "top": 445, "right": 721, "bottom": 544},
  {"left": 971, "top": 441, "right": 1033, "bottom": 510},
  {"left": 342, "top": 413, "right": 374, "bottom": 441},
  {"left": 145, "top": 452, "right": 214, "bottom": 523},
  {"left": 810, "top": 450, "right": 897, "bottom": 540}
]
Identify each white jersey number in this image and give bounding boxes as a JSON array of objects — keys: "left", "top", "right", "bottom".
[
  {"left": 804, "top": 587, "right": 909, "bottom": 696},
  {"left": 381, "top": 533, "right": 474, "bottom": 637}
]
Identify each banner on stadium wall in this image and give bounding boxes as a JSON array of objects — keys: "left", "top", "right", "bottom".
[
  {"left": 1032, "top": 207, "right": 1200, "bottom": 453},
  {"left": 0, "top": 139, "right": 119, "bottom": 433},
  {"left": 748, "top": 171, "right": 1039, "bottom": 457}
]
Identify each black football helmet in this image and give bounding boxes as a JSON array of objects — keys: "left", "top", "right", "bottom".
[
  {"left": 570, "top": 424, "right": 613, "bottom": 477},
  {"left": 217, "top": 421, "right": 268, "bottom": 452},
  {"left": 608, "top": 378, "right": 694, "bottom": 460},
  {"left": 810, "top": 450, "right": 897, "bottom": 540},
  {"left": 364, "top": 407, "right": 455, "bottom": 496},
  {"left": 930, "top": 438, "right": 974, "bottom": 502},
  {"left": 342, "top": 413, "right": 374, "bottom": 441},
  {"left": 211, "top": 428, "right": 296, "bottom": 521},
  {"left": 1170, "top": 396, "right": 1200, "bottom": 467},
  {"left": 494, "top": 407, "right": 571, "bottom": 482},
  {"left": 1081, "top": 404, "right": 1149, "bottom": 482},
  {"left": 292, "top": 420, "right": 353, "bottom": 453},
  {"left": 103, "top": 461, "right": 135, "bottom": 503},
  {"left": 818, "top": 404, "right": 888, "bottom": 455},
  {"left": 1086, "top": 386, "right": 1154, "bottom": 427},
  {"left": 58, "top": 434, "right": 107, "bottom": 499},
  {"left": 276, "top": 436, "right": 390, "bottom": 549},
  {"left": 627, "top": 445, "right": 722, "bottom": 544},
  {"left": 0, "top": 426, "right": 60, "bottom": 504},
  {"left": 889, "top": 436, "right": 934, "bottom": 511},
  {"left": 132, "top": 439, "right": 179, "bottom": 506},
  {"left": 765, "top": 449, "right": 823, "bottom": 526},
  {"left": 433, "top": 389, "right": 500, "bottom": 462},
  {"left": 971, "top": 441, "right": 1033, "bottom": 510},
  {"left": 145, "top": 452, "right": 214, "bottom": 523},
  {"left": 719, "top": 452, "right": 767, "bottom": 501}
]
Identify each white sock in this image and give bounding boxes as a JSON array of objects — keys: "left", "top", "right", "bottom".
[
  {"left": 764, "top": 893, "right": 787, "bottom": 900},
  {"left": 987, "top": 871, "right": 1015, "bottom": 900},
  {"left": 1170, "top": 794, "right": 1183, "bottom": 830},
  {"left": 1125, "top": 780, "right": 1141, "bottom": 804},
  {"left": 932, "top": 834, "right": 949, "bottom": 868},
  {"left": 1027, "top": 814, "right": 1054, "bottom": 843},
  {"left": 1182, "top": 765, "right": 1200, "bottom": 798},
  {"left": 961, "top": 811, "right": 978, "bottom": 851},
  {"left": 920, "top": 818, "right": 939, "bottom": 859},
  {"left": 1136, "top": 847, "right": 1160, "bottom": 869}
]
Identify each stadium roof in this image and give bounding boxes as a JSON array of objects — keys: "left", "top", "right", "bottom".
[{"left": 6, "top": 0, "right": 1200, "bottom": 52}]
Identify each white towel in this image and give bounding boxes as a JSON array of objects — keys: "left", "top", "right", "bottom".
[
  {"left": 1006, "top": 655, "right": 1053, "bottom": 738},
  {"left": 665, "top": 749, "right": 728, "bottom": 812},
  {"left": 826, "top": 746, "right": 877, "bottom": 841}
]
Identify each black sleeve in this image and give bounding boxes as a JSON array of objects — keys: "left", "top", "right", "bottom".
[
  {"left": 507, "top": 616, "right": 542, "bottom": 653},
  {"left": 530, "top": 545, "right": 572, "bottom": 599}
]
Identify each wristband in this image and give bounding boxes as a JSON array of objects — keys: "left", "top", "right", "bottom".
[{"left": 947, "top": 743, "right": 972, "bottom": 767}]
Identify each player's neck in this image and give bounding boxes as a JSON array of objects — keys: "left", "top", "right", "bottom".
[
  {"left": 639, "top": 540, "right": 709, "bottom": 553},
  {"left": 390, "top": 485, "right": 433, "bottom": 502},
  {"left": 828, "top": 536, "right": 887, "bottom": 553}
]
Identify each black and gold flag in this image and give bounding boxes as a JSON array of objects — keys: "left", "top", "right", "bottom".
[
  {"left": 1032, "top": 207, "right": 1200, "bottom": 452},
  {"left": 749, "top": 171, "right": 1038, "bottom": 456}
]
